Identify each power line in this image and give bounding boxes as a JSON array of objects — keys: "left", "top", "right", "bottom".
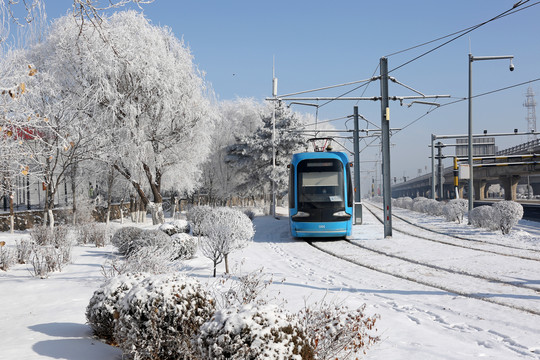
[
  {"left": 385, "top": 1, "right": 540, "bottom": 58},
  {"left": 397, "top": 76, "right": 540, "bottom": 132},
  {"left": 388, "top": 1, "right": 534, "bottom": 74}
]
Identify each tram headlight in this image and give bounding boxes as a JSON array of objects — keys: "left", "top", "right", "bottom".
[
  {"left": 292, "top": 211, "right": 310, "bottom": 219},
  {"left": 333, "top": 211, "right": 351, "bottom": 219}
]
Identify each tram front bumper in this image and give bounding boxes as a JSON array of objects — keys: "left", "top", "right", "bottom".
[{"left": 291, "top": 220, "right": 351, "bottom": 238}]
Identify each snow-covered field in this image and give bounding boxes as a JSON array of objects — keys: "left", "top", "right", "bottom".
[{"left": 1, "top": 203, "right": 540, "bottom": 359}]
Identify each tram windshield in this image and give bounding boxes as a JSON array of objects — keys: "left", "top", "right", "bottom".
[{"left": 298, "top": 159, "right": 344, "bottom": 206}]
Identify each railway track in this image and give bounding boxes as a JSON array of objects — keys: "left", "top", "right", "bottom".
[
  {"left": 365, "top": 202, "right": 540, "bottom": 261},
  {"left": 305, "top": 206, "right": 540, "bottom": 316}
]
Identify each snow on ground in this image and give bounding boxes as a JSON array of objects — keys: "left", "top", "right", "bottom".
[{"left": 1, "top": 204, "right": 540, "bottom": 359}]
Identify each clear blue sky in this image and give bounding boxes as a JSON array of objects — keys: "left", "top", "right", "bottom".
[{"left": 42, "top": 0, "right": 540, "bottom": 195}]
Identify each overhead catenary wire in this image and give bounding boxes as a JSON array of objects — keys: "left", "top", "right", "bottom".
[
  {"left": 388, "top": 0, "right": 535, "bottom": 74},
  {"left": 396, "top": 76, "right": 540, "bottom": 132},
  {"left": 384, "top": 1, "right": 540, "bottom": 58}
]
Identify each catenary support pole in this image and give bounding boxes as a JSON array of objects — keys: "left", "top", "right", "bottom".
[
  {"left": 353, "top": 106, "right": 362, "bottom": 224},
  {"left": 380, "top": 57, "right": 392, "bottom": 237}
]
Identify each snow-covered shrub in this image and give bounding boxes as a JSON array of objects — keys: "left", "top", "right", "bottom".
[
  {"left": 170, "top": 232, "right": 198, "bottom": 260},
  {"left": 187, "top": 205, "right": 213, "bottom": 236},
  {"left": 86, "top": 273, "right": 148, "bottom": 342},
  {"left": 111, "top": 227, "right": 144, "bottom": 255},
  {"left": 29, "top": 243, "right": 71, "bottom": 278},
  {"left": 115, "top": 273, "right": 215, "bottom": 360},
  {"left": 443, "top": 199, "right": 468, "bottom": 223},
  {"left": 469, "top": 205, "right": 499, "bottom": 230},
  {"left": 29, "top": 225, "right": 54, "bottom": 246},
  {"left": 0, "top": 242, "right": 15, "bottom": 271},
  {"left": 77, "top": 223, "right": 109, "bottom": 247},
  {"left": 424, "top": 199, "right": 444, "bottom": 216},
  {"left": 211, "top": 267, "right": 277, "bottom": 310},
  {"left": 298, "top": 301, "right": 380, "bottom": 359},
  {"left": 195, "top": 303, "right": 313, "bottom": 360},
  {"left": 493, "top": 201, "right": 524, "bottom": 235},
  {"left": 128, "top": 229, "right": 172, "bottom": 256},
  {"left": 159, "top": 219, "right": 190, "bottom": 236},
  {"left": 393, "top": 197, "right": 413, "bottom": 210},
  {"left": 412, "top": 197, "right": 430, "bottom": 213},
  {"left": 121, "top": 245, "right": 179, "bottom": 274},
  {"left": 15, "top": 239, "right": 33, "bottom": 264}
]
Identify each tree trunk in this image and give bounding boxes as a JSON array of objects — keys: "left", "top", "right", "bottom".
[
  {"left": 106, "top": 167, "right": 115, "bottom": 225},
  {"left": 119, "top": 198, "right": 124, "bottom": 224},
  {"left": 224, "top": 253, "right": 230, "bottom": 274},
  {"left": 130, "top": 194, "right": 136, "bottom": 222},
  {"left": 9, "top": 191, "right": 14, "bottom": 234},
  {"left": 71, "top": 164, "right": 77, "bottom": 225},
  {"left": 148, "top": 202, "right": 165, "bottom": 225},
  {"left": 138, "top": 197, "right": 146, "bottom": 223}
]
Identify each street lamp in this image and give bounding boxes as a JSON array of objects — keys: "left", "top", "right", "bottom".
[{"left": 468, "top": 54, "right": 514, "bottom": 220}]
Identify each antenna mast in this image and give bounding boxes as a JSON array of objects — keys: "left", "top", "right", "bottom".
[{"left": 524, "top": 86, "right": 537, "bottom": 143}]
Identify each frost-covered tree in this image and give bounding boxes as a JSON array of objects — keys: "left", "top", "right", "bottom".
[
  {"left": 199, "top": 207, "right": 254, "bottom": 275},
  {"left": 227, "top": 104, "right": 306, "bottom": 201},
  {"left": 39, "top": 11, "right": 215, "bottom": 225},
  {"left": 200, "top": 98, "right": 263, "bottom": 204}
]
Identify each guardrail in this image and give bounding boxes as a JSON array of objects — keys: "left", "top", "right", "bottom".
[{"left": 497, "top": 138, "right": 540, "bottom": 155}]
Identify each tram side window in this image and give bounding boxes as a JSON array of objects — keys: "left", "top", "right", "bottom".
[
  {"left": 347, "top": 163, "right": 353, "bottom": 208},
  {"left": 289, "top": 164, "right": 295, "bottom": 208}
]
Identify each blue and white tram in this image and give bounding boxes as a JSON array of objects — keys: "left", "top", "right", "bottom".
[{"left": 288, "top": 150, "right": 353, "bottom": 238}]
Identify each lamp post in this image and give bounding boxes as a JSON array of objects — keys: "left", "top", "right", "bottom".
[{"left": 467, "top": 54, "right": 514, "bottom": 220}]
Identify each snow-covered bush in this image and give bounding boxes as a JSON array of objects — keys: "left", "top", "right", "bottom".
[
  {"left": 211, "top": 267, "right": 277, "bottom": 310},
  {"left": 159, "top": 219, "right": 190, "bottom": 236},
  {"left": 187, "top": 205, "right": 213, "bottom": 236},
  {"left": 29, "top": 243, "right": 71, "bottom": 278},
  {"left": 171, "top": 232, "right": 198, "bottom": 260},
  {"left": 113, "top": 227, "right": 174, "bottom": 257},
  {"left": 15, "top": 239, "right": 33, "bottom": 264},
  {"left": 393, "top": 197, "right": 413, "bottom": 210},
  {"left": 493, "top": 201, "right": 523, "bottom": 235},
  {"left": 86, "top": 273, "right": 148, "bottom": 342},
  {"left": 195, "top": 303, "right": 313, "bottom": 360},
  {"left": 115, "top": 273, "right": 215, "bottom": 360},
  {"left": 469, "top": 205, "right": 499, "bottom": 230},
  {"left": 425, "top": 199, "right": 444, "bottom": 216},
  {"left": 29, "top": 225, "right": 54, "bottom": 246},
  {"left": 412, "top": 197, "right": 429, "bottom": 213},
  {"left": 298, "top": 301, "right": 380, "bottom": 359},
  {"left": 111, "top": 227, "right": 144, "bottom": 255},
  {"left": 121, "top": 245, "right": 180, "bottom": 274},
  {"left": 0, "top": 242, "right": 15, "bottom": 271},
  {"left": 77, "top": 223, "right": 109, "bottom": 247},
  {"left": 443, "top": 199, "right": 468, "bottom": 223}
]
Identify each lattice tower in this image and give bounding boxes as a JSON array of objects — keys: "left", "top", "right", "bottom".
[{"left": 524, "top": 86, "right": 537, "bottom": 142}]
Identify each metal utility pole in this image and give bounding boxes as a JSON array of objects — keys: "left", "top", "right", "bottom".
[
  {"left": 271, "top": 68, "right": 277, "bottom": 218},
  {"left": 435, "top": 141, "right": 445, "bottom": 199},
  {"left": 468, "top": 53, "right": 514, "bottom": 220},
  {"left": 353, "top": 106, "right": 362, "bottom": 224},
  {"left": 380, "top": 57, "right": 392, "bottom": 238}
]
